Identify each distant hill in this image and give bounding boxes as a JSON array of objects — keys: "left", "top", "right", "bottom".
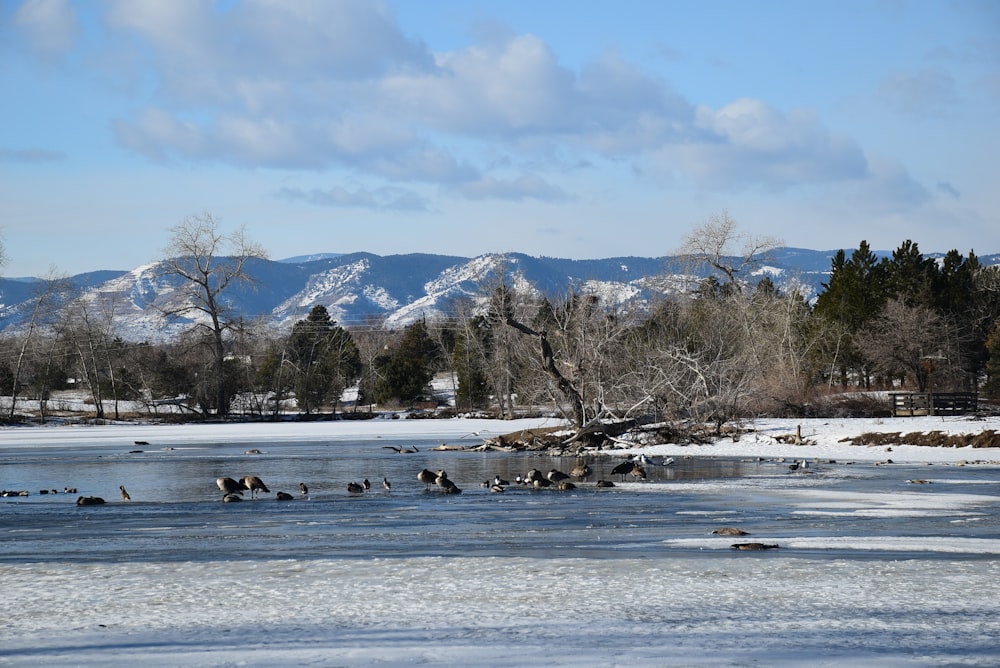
[{"left": 0, "top": 249, "right": 995, "bottom": 342}]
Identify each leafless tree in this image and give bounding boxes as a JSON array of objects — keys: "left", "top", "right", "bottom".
[
  {"left": 855, "top": 298, "right": 959, "bottom": 391},
  {"left": 679, "top": 210, "right": 782, "bottom": 292},
  {"left": 7, "top": 273, "right": 71, "bottom": 419},
  {"left": 160, "top": 213, "right": 267, "bottom": 416}
]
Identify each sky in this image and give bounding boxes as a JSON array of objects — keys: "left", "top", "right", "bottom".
[{"left": 1, "top": 0, "right": 998, "bottom": 278}]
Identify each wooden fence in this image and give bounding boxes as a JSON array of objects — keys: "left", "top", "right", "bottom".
[{"left": 891, "top": 392, "right": 978, "bottom": 417}]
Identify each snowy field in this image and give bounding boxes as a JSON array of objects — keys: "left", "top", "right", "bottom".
[{"left": 1, "top": 414, "right": 999, "bottom": 667}]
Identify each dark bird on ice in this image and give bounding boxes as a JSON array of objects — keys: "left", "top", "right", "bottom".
[
  {"left": 383, "top": 477, "right": 392, "bottom": 491},
  {"left": 217, "top": 477, "right": 246, "bottom": 496},
  {"left": 611, "top": 460, "right": 634, "bottom": 481},
  {"left": 240, "top": 476, "right": 270, "bottom": 499},
  {"left": 299, "top": 482, "right": 309, "bottom": 496},
  {"left": 276, "top": 491, "right": 294, "bottom": 501},
  {"left": 347, "top": 482, "right": 365, "bottom": 494},
  {"left": 76, "top": 496, "right": 106, "bottom": 506},
  {"left": 417, "top": 469, "right": 437, "bottom": 489},
  {"left": 363, "top": 479, "right": 371, "bottom": 491},
  {"left": 546, "top": 469, "right": 570, "bottom": 483}
]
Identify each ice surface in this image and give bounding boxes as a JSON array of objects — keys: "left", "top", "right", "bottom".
[{"left": 1, "top": 415, "right": 999, "bottom": 666}]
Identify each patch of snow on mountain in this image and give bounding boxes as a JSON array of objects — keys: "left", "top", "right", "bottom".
[
  {"left": 578, "top": 279, "right": 641, "bottom": 305},
  {"left": 275, "top": 259, "right": 371, "bottom": 313},
  {"left": 362, "top": 285, "right": 399, "bottom": 310}
]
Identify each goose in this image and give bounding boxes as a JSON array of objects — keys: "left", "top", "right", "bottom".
[
  {"left": 611, "top": 460, "right": 634, "bottom": 481},
  {"left": 417, "top": 469, "right": 437, "bottom": 489},
  {"left": 76, "top": 496, "right": 106, "bottom": 506},
  {"left": 557, "top": 481, "right": 577, "bottom": 491},
  {"left": 731, "top": 542, "right": 779, "bottom": 551},
  {"left": 532, "top": 477, "right": 553, "bottom": 488},
  {"left": 275, "top": 491, "right": 294, "bottom": 501},
  {"left": 630, "top": 463, "right": 647, "bottom": 481},
  {"left": 383, "top": 445, "right": 419, "bottom": 453},
  {"left": 546, "top": 469, "right": 570, "bottom": 483},
  {"left": 525, "top": 468, "right": 544, "bottom": 484},
  {"left": 217, "top": 477, "right": 245, "bottom": 496},
  {"left": 346, "top": 482, "right": 365, "bottom": 494},
  {"left": 222, "top": 493, "right": 243, "bottom": 502},
  {"left": 240, "top": 476, "right": 270, "bottom": 499},
  {"left": 596, "top": 479, "right": 615, "bottom": 488},
  {"left": 713, "top": 527, "right": 749, "bottom": 536},
  {"left": 119, "top": 485, "right": 131, "bottom": 501},
  {"left": 570, "top": 463, "right": 592, "bottom": 480}
]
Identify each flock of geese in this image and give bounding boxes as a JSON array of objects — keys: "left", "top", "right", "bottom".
[{"left": 202, "top": 454, "right": 671, "bottom": 503}]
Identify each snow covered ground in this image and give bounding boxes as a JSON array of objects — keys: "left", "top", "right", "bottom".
[{"left": 1, "top": 414, "right": 999, "bottom": 667}]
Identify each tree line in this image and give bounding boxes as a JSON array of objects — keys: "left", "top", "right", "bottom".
[{"left": 2, "top": 212, "right": 999, "bottom": 428}]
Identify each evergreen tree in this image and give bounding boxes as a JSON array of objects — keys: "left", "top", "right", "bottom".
[
  {"left": 813, "top": 241, "right": 889, "bottom": 387},
  {"left": 286, "top": 305, "right": 361, "bottom": 414},
  {"left": 373, "top": 321, "right": 435, "bottom": 405}
]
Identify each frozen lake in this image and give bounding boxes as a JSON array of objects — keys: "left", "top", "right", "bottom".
[{"left": 1, "top": 417, "right": 999, "bottom": 666}]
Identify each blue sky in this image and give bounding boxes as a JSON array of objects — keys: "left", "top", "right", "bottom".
[{"left": 1, "top": 0, "right": 997, "bottom": 277}]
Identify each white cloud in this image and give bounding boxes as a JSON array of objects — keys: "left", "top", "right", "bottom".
[
  {"left": 276, "top": 184, "right": 429, "bottom": 211},
  {"left": 12, "top": 0, "right": 78, "bottom": 57},
  {"left": 663, "top": 98, "right": 869, "bottom": 190}
]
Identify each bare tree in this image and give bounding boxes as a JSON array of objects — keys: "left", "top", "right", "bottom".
[
  {"left": 855, "top": 298, "right": 958, "bottom": 391},
  {"left": 160, "top": 213, "right": 267, "bottom": 416},
  {"left": 679, "top": 210, "right": 782, "bottom": 292},
  {"left": 7, "top": 273, "right": 71, "bottom": 419}
]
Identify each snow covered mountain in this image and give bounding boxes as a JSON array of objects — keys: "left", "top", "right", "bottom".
[{"left": 0, "top": 249, "right": 992, "bottom": 341}]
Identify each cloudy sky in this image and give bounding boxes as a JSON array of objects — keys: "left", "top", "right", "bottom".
[{"left": 1, "top": 0, "right": 997, "bottom": 277}]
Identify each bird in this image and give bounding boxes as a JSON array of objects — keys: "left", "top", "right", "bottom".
[
  {"left": 119, "top": 485, "right": 131, "bottom": 501},
  {"left": 383, "top": 445, "right": 419, "bottom": 453},
  {"left": 570, "top": 463, "right": 592, "bottom": 480},
  {"left": 490, "top": 484, "right": 505, "bottom": 493},
  {"left": 222, "top": 493, "right": 242, "bottom": 503},
  {"left": 346, "top": 482, "right": 365, "bottom": 494},
  {"left": 362, "top": 478, "right": 371, "bottom": 491},
  {"left": 596, "top": 479, "right": 615, "bottom": 488},
  {"left": 547, "top": 469, "right": 570, "bottom": 483},
  {"left": 417, "top": 469, "right": 437, "bottom": 489},
  {"left": 630, "top": 463, "right": 647, "bottom": 481},
  {"left": 217, "top": 477, "right": 245, "bottom": 496},
  {"left": 713, "top": 527, "right": 750, "bottom": 536},
  {"left": 276, "top": 491, "right": 294, "bottom": 501},
  {"left": 557, "top": 481, "right": 577, "bottom": 491},
  {"left": 76, "top": 496, "right": 106, "bottom": 506},
  {"left": 494, "top": 474, "right": 510, "bottom": 486},
  {"left": 434, "top": 471, "right": 461, "bottom": 494},
  {"left": 525, "top": 468, "right": 544, "bottom": 484},
  {"left": 611, "top": 460, "right": 634, "bottom": 481},
  {"left": 240, "top": 475, "right": 270, "bottom": 499},
  {"left": 532, "top": 477, "right": 553, "bottom": 488},
  {"left": 383, "top": 477, "right": 392, "bottom": 491},
  {"left": 731, "top": 542, "right": 779, "bottom": 551},
  {"left": 299, "top": 482, "right": 309, "bottom": 496}
]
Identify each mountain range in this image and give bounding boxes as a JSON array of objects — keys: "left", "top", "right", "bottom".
[{"left": 0, "top": 248, "right": 995, "bottom": 342}]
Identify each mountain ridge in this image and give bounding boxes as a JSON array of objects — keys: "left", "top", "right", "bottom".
[{"left": 1, "top": 248, "right": 995, "bottom": 342}]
